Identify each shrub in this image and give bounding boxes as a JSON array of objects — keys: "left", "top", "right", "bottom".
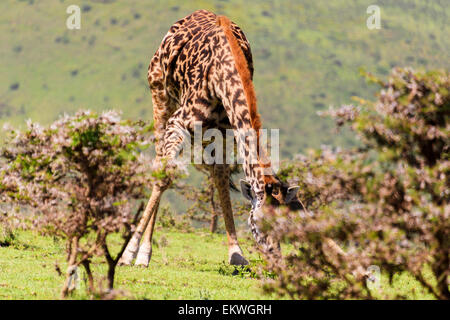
[
  {"left": 0, "top": 110, "right": 155, "bottom": 297},
  {"left": 262, "top": 68, "right": 449, "bottom": 299}
]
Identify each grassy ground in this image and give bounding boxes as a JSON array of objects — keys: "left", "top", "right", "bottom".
[
  {"left": 0, "top": 228, "right": 276, "bottom": 300},
  {"left": 0, "top": 227, "right": 436, "bottom": 300}
]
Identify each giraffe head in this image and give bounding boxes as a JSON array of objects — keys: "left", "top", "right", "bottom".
[
  {"left": 240, "top": 177, "right": 300, "bottom": 216},
  {"left": 239, "top": 176, "right": 300, "bottom": 257}
]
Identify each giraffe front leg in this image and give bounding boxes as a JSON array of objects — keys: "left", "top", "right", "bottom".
[{"left": 213, "top": 164, "right": 249, "bottom": 266}]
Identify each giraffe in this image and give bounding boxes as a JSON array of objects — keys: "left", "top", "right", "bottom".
[{"left": 119, "top": 10, "right": 300, "bottom": 267}]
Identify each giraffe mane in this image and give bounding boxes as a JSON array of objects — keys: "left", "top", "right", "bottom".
[
  {"left": 216, "top": 16, "right": 262, "bottom": 136},
  {"left": 217, "top": 15, "right": 276, "bottom": 186}
]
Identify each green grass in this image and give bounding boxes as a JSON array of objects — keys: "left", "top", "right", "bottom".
[
  {"left": 0, "top": 228, "right": 276, "bottom": 300},
  {"left": 0, "top": 227, "right": 436, "bottom": 300}
]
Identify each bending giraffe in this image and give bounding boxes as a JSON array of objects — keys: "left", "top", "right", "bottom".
[{"left": 119, "top": 10, "right": 300, "bottom": 267}]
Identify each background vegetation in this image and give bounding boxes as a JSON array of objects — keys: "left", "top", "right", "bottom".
[
  {"left": 0, "top": 1, "right": 448, "bottom": 299},
  {"left": 262, "top": 68, "right": 449, "bottom": 300},
  {"left": 0, "top": 229, "right": 276, "bottom": 299},
  {"left": 0, "top": 228, "right": 437, "bottom": 299},
  {"left": 1, "top": 0, "right": 448, "bottom": 155}
]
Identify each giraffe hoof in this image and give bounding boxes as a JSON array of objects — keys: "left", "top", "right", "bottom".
[
  {"left": 118, "top": 255, "right": 134, "bottom": 266},
  {"left": 134, "top": 253, "right": 151, "bottom": 267},
  {"left": 135, "top": 245, "right": 152, "bottom": 267},
  {"left": 118, "top": 258, "right": 133, "bottom": 266},
  {"left": 229, "top": 252, "right": 249, "bottom": 266},
  {"left": 134, "top": 260, "right": 150, "bottom": 268}
]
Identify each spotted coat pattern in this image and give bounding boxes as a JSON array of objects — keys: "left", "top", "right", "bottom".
[
  {"left": 120, "top": 10, "right": 299, "bottom": 267},
  {"left": 148, "top": 9, "right": 272, "bottom": 195}
]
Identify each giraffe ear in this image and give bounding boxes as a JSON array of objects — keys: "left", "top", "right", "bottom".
[
  {"left": 240, "top": 179, "right": 254, "bottom": 201},
  {"left": 285, "top": 186, "right": 299, "bottom": 203}
]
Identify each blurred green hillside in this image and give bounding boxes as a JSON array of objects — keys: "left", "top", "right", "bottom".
[{"left": 0, "top": 0, "right": 449, "bottom": 157}]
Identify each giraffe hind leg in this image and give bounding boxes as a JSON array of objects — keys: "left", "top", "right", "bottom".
[
  {"left": 134, "top": 189, "right": 162, "bottom": 267},
  {"left": 123, "top": 113, "right": 189, "bottom": 267},
  {"left": 119, "top": 54, "right": 176, "bottom": 266},
  {"left": 119, "top": 184, "right": 167, "bottom": 266}
]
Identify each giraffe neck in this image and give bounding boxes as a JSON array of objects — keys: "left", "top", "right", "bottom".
[{"left": 214, "top": 15, "right": 276, "bottom": 195}]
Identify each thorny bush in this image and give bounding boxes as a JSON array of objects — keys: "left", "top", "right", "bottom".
[
  {"left": 262, "top": 68, "right": 449, "bottom": 299},
  {"left": 0, "top": 110, "right": 181, "bottom": 297}
]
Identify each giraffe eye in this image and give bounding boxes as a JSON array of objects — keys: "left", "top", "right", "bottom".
[{"left": 272, "top": 189, "right": 279, "bottom": 196}]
